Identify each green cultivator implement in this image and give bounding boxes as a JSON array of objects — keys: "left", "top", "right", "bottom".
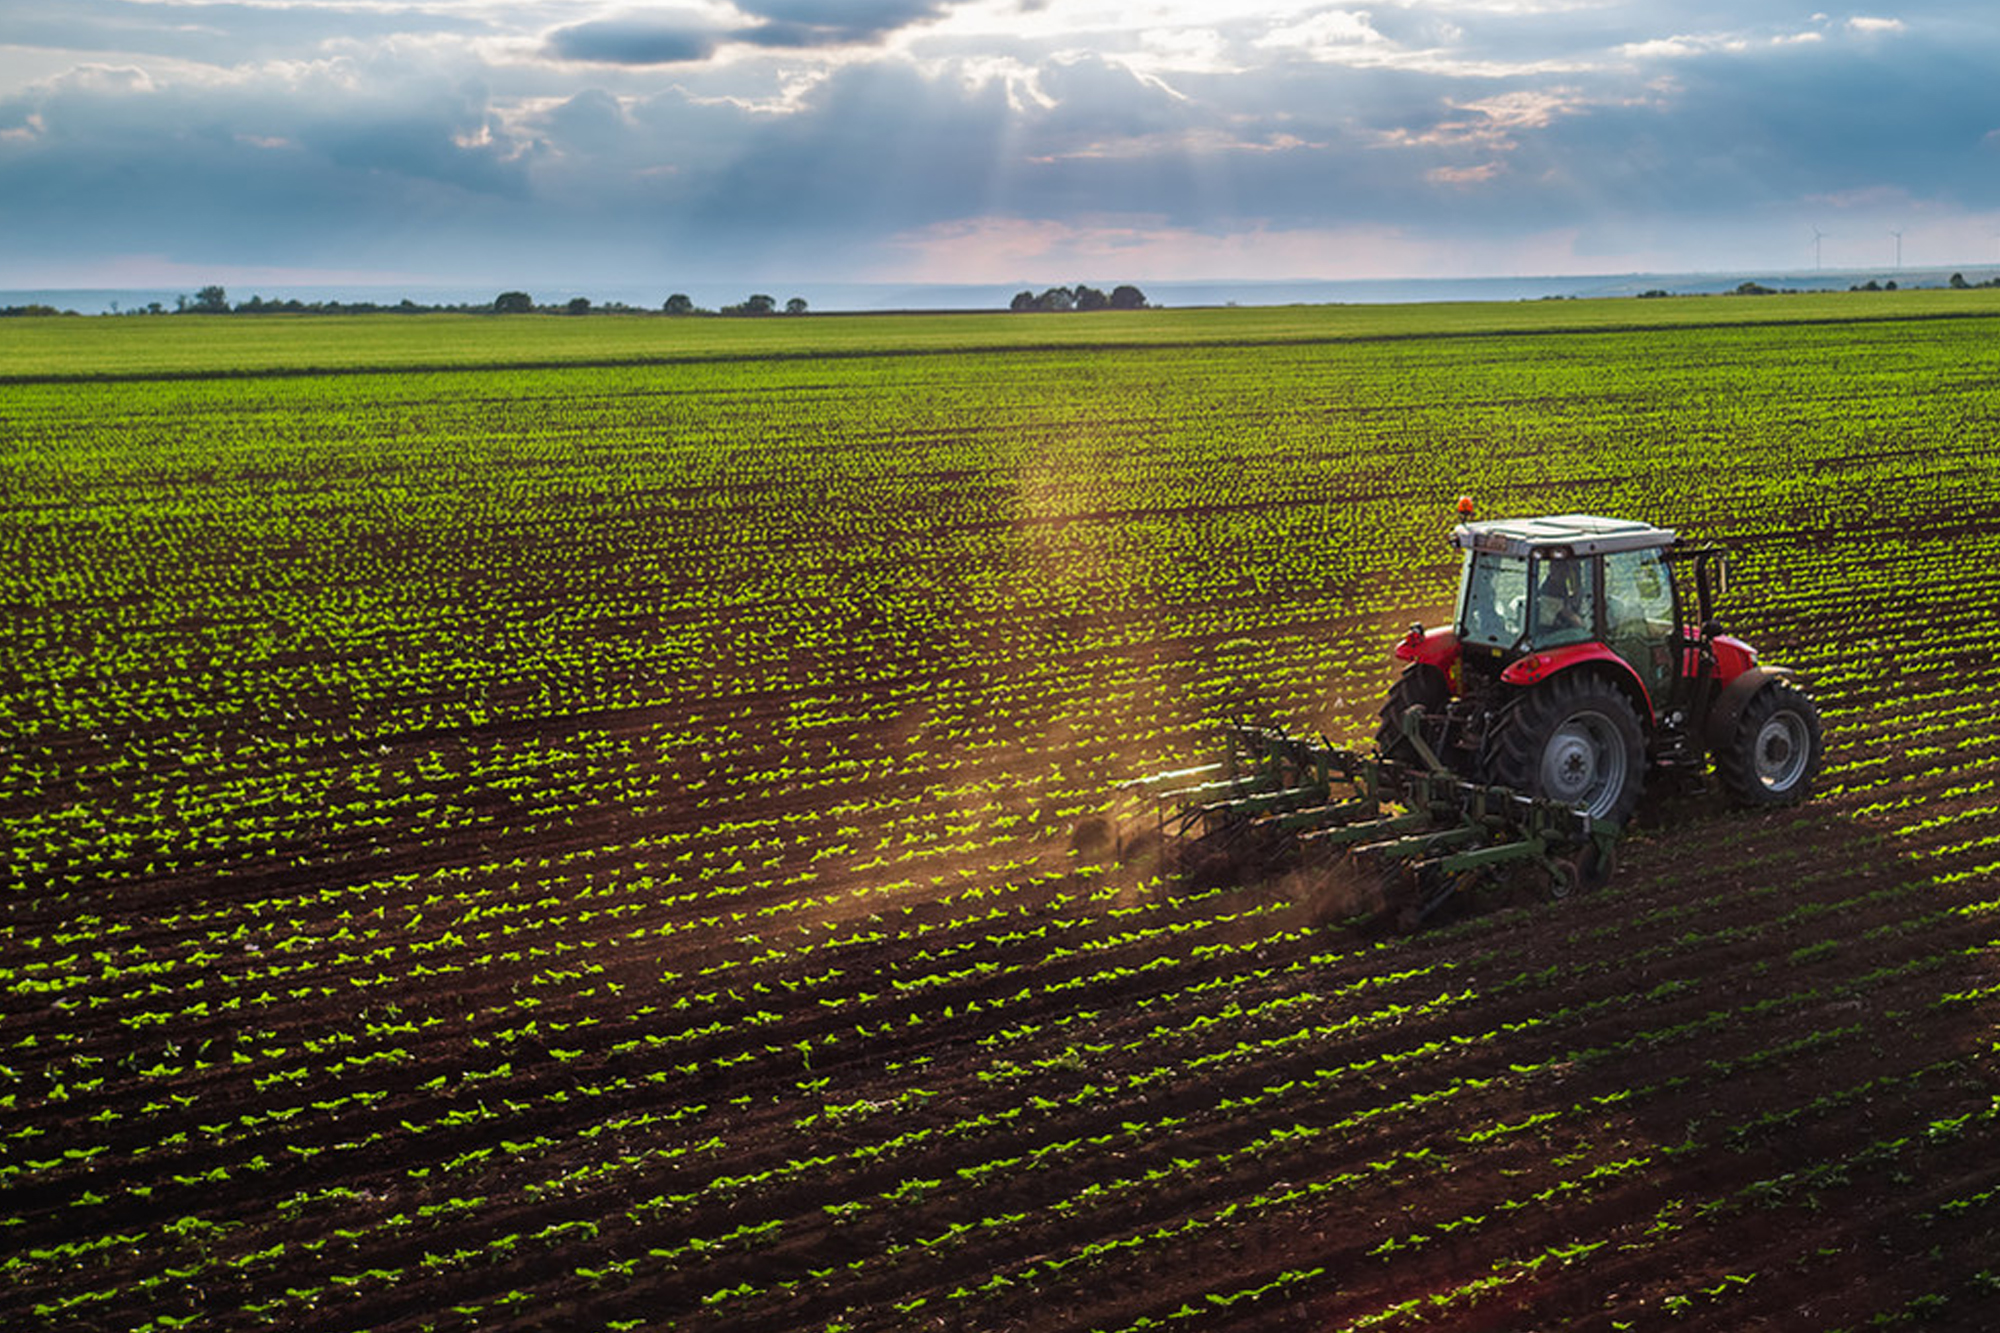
[
  {"left": 1132, "top": 505, "right": 1824, "bottom": 927},
  {"left": 1133, "top": 715, "right": 1621, "bottom": 927}
]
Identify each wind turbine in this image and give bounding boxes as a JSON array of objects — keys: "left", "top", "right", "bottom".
[
  {"left": 1811, "top": 226, "right": 1825, "bottom": 270},
  {"left": 1890, "top": 228, "right": 1903, "bottom": 268}
]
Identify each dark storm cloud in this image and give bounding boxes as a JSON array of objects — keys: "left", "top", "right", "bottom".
[
  {"left": 733, "top": 0, "right": 954, "bottom": 49},
  {"left": 737, "top": 0, "right": 947, "bottom": 23},
  {"left": 543, "top": 15, "right": 724, "bottom": 66},
  {"left": 546, "top": 0, "right": 961, "bottom": 65},
  {"left": 1388, "top": 17, "right": 2000, "bottom": 240},
  {"left": 1638, "top": 30, "right": 2000, "bottom": 208},
  {"left": 0, "top": 62, "right": 531, "bottom": 272}
]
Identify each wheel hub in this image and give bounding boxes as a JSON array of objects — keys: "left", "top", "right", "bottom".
[
  {"left": 1754, "top": 712, "right": 1810, "bottom": 791},
  {"left": 1545, "top": 734, "right": 1598, "bottom": 798},
  {"left": 1539, "top": 710, "right": 1628, "bottom": 819}
]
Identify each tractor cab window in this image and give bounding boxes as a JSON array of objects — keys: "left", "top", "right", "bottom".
[
  {"left": 1603, "top": 547, "right": 1678, "bottom": 702},
  {"left": 1530, "top": 554, "right": 1596, "bottom": 648},
  {"left": 1456, "top": 551, "right": 1530, "bottom": 648},
  {"left": 1604, "top": 548, "right": 1676, "bottom": 636}
]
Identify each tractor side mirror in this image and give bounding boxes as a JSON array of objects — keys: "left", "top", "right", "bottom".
[{"left": 1692, "top": 549, "right": 1729, "bottom": 626}]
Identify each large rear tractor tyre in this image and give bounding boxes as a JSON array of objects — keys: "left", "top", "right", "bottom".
[
  {"left": 1375, "top": 665, "right": 1451, "bottom": 767},
  {"left": 1715, "top": 680, "right": 1825, "bottom": 807},
  {"left": 1486, "top": 672, "right": 1646, "bottom": 825}
]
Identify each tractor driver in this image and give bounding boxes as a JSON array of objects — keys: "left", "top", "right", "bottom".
[{"left": 1535, "top": 557, "right": 1589, "bottom": 643}]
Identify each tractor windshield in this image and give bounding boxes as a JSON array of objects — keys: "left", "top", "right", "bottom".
[{"left": 1456, "top": 551, "right": 1530, "bottom": 649}]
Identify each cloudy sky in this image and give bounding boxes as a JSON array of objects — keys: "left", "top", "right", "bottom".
[{"left": 3, "top": 2, "right": 1996, "bottom": 292}]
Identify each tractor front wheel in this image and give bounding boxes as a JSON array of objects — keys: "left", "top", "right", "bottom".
[
  {"left": 1487, "top": 673, "right": 1646, "bottom": 825},
  {"left": 1716, "top": 680, "right": 1824, "bottom": 807}
]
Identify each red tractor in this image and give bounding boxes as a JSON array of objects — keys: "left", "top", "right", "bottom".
[
  {"left": 1136, "top": 508, "right": 1825, "bottom": 915},
  {"left": 1380, "top": 509, "right": 1825, "bottom": 824}
]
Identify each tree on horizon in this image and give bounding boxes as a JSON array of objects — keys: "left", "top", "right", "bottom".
[{"left": 1009, "top": 284, "right": 1145, "bottom": 312}]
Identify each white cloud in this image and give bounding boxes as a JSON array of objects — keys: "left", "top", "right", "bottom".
[
  {"left": 1456, "top": 87, "right": 1585, "bottom": 130},
  {"left": 1123, "top": 24, "right": 1236, "bottom": 76},
  {"left": 1616, "top": 14, "right": 1894, "bottom": 63},
  {"left": 1367, "top": 87, "right": 1608, "bottom": 155},
  {"left": 921, "top": 54, "right": 1057, "bottom": 111},
  {"left": 1395, "top": 0, "right": 1616, "bottom": 10},
  {"left": 1255, "top": 9, "right": 1392, "bottom": 56},
  {"left": 44, "top": 62, "right": 159, "bottom": 95},
  {"left": 1427, "top": 161, "right": 1501, "bottom": 183},
  {"left": 1618, "top": 34, "right": 1743, "bottom": 60}
]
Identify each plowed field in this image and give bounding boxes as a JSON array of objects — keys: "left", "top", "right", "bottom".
[{"left": 5, "top": 298, "right": 1999, "bottom": 1331}]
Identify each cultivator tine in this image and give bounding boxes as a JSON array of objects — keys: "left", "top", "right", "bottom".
[
  {"left": 1271, "top": 796, "right": 1379, "bottom": 832},
  {"left": 1202, "top": 784, "right": 1334, "bottom": 818},
  {"left": 1132, "top": 714, "right": 1627, "bottom": 924},
  {"left": 1351, "top": 822, "right": 1483, "bottom": 862},
  {"left": 1139, "top": 761, "right": 1231, "bottom": 789},
  {"left": 1298, "top": 808, "right": 1432, "bottom": 848},
  {"left": 1152, "top": 776, "right": 1251, "bottom": 806}
]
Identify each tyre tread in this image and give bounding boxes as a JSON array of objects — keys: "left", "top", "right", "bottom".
[
  {"left": 1715, "top": 679, "right": 1825, "bottom": 807},
  {"left": 1485, "top": 671, "right": 1646, "bottom": 824}
]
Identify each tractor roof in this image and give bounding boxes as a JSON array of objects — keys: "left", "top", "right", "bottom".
[{"left": 1452, "top": 513, "right": 1676, "bottom": 559}]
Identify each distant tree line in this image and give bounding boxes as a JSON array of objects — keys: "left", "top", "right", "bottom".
[
  {"left": 9, "top": 286, "right": 1152, "bottom": 316},
  {"left": 75, "top": 286, "right": 818, "bottom": 317},
  {"left": 1718, "top": 274, "right": 2000, "bottom": 297},
  {"left": 668, "top": 294, "right": 810, "bottom": 316},
  {"left": 1009, "top": 285, "right": 1148, "bottom": 312},
  {"left": 80, "top": 285, "right": 537, "bottom": 316}
]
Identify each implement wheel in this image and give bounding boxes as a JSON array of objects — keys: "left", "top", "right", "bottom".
[
  {"left": 1487, "top": 672, "right": 1645, "bottom": 824},
  {"left": 1716, "top": 679, "right": 1825, "bottom": 807},
  {"left": 1547, "top": 840, "right": 1617, "bottom": 901}
]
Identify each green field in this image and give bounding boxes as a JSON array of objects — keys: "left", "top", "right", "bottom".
[
  {"left": 1, "top": 286, "right": 1991, "bottom": 376},
  {"left": 4, "top": 297, "right": 1999, "bottom": 1330}
]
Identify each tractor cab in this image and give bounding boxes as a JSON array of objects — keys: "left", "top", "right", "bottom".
[{"left": 1445, "top": 513, "right": 1731, "bottom": 721}]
